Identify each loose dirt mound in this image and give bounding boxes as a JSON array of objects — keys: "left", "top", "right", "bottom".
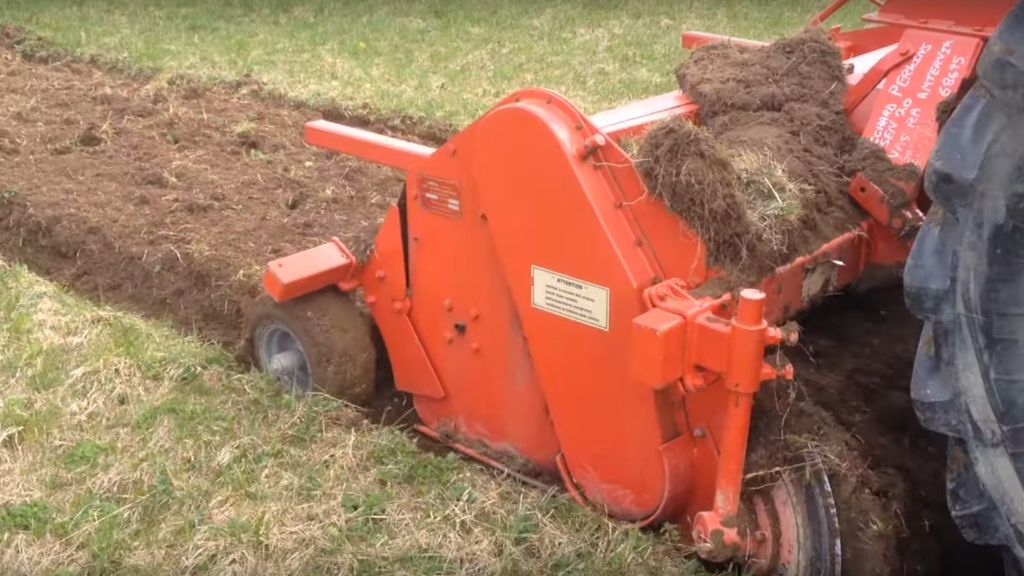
[
  {"left": 0, "top": 26, "right": 410, "bottom": 345},
  {"left": 638, "top": 29, "right": 918, "bottom": 282}
]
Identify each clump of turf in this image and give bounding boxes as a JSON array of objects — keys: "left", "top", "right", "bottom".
[
  {"left": 635, "top": 119, "right": 807, "bottom": 272},
  {"left": 634, "top": 119, "right": 752, "bottom": 266},
  {"left": 637, "top": 28, "right": 919, "bottom": 284}
]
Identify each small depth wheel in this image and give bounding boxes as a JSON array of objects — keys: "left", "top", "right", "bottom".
[
  {"left": 245, "top": 290, "right": 376, "bottom": 404},
  {"left": 744, "top": 459, "right": 841, "bottom": 576}
]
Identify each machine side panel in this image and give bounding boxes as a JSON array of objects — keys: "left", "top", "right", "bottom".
[
  {"left": 465, "top": 96, "right": 691, "bottom": 520},
  {"left": 402, "top": 137, "right": 563, "bottom": 471},
  {"left": 361, "top": 206, "right": 446, "bottom": 400}
]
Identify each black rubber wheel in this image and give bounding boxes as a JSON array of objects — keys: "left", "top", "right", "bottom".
[
  {"left": 245, "top": 290, "right": 376, "bottom": 404},
  {"left": 904, "top": 1, "right": 1024, "bottom": 569}
]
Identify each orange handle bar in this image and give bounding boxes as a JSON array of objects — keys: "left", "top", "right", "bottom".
[{"left": 304, "top": 119, "right": 436, "bottom": 171}]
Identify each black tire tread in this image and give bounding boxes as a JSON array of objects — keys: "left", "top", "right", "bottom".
[{"left": 905, "top": 1, "right": 1024, "bottom": 566}]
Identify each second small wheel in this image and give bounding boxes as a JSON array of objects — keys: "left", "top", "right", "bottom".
[{"left": 246, "top": 289, "right": 377, "bottom": 404}]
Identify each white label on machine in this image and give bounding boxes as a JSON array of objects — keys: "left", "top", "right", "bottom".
[{"left": 530, "top": 266, "right": 609, "bottom": 331}]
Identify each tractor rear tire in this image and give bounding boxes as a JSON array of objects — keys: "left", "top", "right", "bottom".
[
  {"left": 245, "top": 290, "right": 376, "bottom": 405},
  {"left": 904, "top": 1, "right": 1024, "bottom": 569}
]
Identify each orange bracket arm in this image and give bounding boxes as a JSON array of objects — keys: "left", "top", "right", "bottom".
[
  {"left": 631, "top": 283, "right": 795, "bottom": 562},
  {"left": 304, "top": 119, "right": 436, "bottom": 171},
  {"left": 262, "top": 239, "right": 359, "bottom": 303},
  {"left": 848, "top": 172, "right": 924, "bottom": 237},
  {"left": 808, "top": 0, "right": 853, "bottom": 27}
]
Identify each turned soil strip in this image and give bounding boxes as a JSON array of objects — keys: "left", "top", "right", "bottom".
[{"left": 0, "top": 29, "right": 411, "bottom": 345}]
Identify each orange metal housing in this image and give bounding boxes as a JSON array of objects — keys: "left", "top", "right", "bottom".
[{"left": 261, "top": 1, "right": 1012, "bottom": 568}]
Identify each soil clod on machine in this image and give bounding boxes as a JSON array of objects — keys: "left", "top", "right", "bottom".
[{"left": 248, "top": 1, "right": 1017, "bottom": 573}]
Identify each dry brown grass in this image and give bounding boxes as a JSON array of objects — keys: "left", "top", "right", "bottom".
[{"left": 730, "top": 149, "right": 808, "bottom": 253}]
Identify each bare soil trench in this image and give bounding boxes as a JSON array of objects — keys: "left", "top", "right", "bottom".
[
  {"left": 0, "top": 27, "right": 1002, "bottom": 576},
  {"left": 780, "top": 287, "right": 1002, "bottom": 575},
  {"left": 0, "top": 26, "right": 439, "bottom": 346}
]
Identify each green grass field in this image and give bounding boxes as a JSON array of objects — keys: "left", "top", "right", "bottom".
[
  {"left": 0, "top": 263, "right": 695, "bottom": 575},
  {"left": 0, "top": 1, "right": 878, "bottom": 574},
  {"left": 0, "top": 0, "right": 867, "bottom": 125}
]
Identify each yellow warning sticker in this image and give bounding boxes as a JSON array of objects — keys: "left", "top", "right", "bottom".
[{"left": 530, "top": 266, "right": 609, "bottom": 331}]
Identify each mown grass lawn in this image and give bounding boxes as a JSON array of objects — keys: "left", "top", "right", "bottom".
[{"left": 0, "top": 0, "right": 868, "bottom": 125}]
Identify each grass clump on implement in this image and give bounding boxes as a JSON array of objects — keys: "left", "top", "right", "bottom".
[
  {"left": 636, "top": 120, "right": 808, "bottom": 269},
  {"left": 638, "top": 28, "right": 917, "bottom": 283}
]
